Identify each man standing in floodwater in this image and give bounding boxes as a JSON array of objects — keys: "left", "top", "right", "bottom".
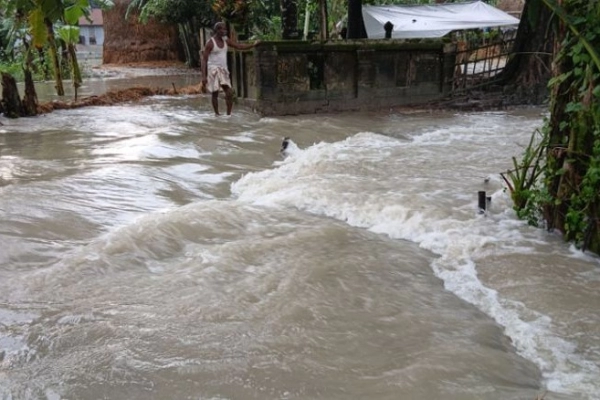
[{"left": 201, "top": 22, "right": 257, "bottom": 116}]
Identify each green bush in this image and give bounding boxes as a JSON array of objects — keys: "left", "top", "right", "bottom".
[{"left": 0, "top": 60, "right": 25, "bottom": 81}]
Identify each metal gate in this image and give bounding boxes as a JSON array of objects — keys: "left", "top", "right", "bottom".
[{"left": 451, "top": 30, "right": 517, "bottom": 93}]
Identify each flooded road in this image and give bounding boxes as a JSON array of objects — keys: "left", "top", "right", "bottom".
[{"left": 0, "top": 83, "right": 598, "bottom": 399}]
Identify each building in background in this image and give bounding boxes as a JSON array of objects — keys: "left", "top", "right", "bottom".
[{"left": 78, "top": 8, "right": 104, "bottom": 46}]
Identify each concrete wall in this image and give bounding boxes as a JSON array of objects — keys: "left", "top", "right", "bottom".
[{"left": 230, "top": 40, "right": 455, "bottom": 116}]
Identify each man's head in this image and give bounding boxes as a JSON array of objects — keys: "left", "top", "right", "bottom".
[{"left": 213, "top": 22, "right": 227, "bottom": 37}]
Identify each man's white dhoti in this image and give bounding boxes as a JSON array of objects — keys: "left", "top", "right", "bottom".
[{"left": 206, "top": 66, "right": 231, "bottom": 93}]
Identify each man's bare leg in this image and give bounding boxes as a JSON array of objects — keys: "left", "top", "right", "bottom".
[
  {"left": 223, "top": 86, "right": 233, "bottom": 115},
  {"left": 211, "top": 91, "right": 220, "bottom": 115}
]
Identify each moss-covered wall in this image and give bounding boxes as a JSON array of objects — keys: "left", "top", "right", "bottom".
[{"left": 230, "top": 40, "right": 454, "bottom": 116}]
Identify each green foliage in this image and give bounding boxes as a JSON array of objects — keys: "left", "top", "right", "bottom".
[
  {"left": 57, "top": 24, "right": 79, "bottom": 43},
  {"left": 0, "top": 0, "right": 113, "bottom": 97},
  {"left": 501, "top": 128, "right": 547, "bottom": 226},
  {"left": 28, "top": 7, "right": 47, "bottom": 48},
  {"left": 363, "top": 0, "right": 453, "bottom": 4},
  {"left": 0, "top": 18, "right": 13, "bottom": 62},
  {"left": 129, "top": 0, "right": 212, "bottom": 26},
  {"left": 541, "top": 0, "right": 600, "bottom": 70},
  {"left": 247, "top": 0, "right": 282, "bottom": 40},
  {"left": 39, "top": 0, "right": 65, "bottom": 22},
  {"left": 510, "top": 0, "right": 600, "bottom": 251},
  {"left": 250, "top": 15, "right": 282, "bottom": 40},
  {"left": 212, "top": 0, "right": 249, "bottom": 26},
  {"left": 0, "top": 51, "right": 48, "bottom": 82},
  {"left": 0, "top": 59, "right": 25, "bottom": 79}
]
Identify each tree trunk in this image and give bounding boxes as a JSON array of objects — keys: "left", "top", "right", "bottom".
[
  {"left": 281, "top": 0, "right": 299, "bottom": 39},
  {"left": 500, "top": 0, "right": 555, "bottom": 104},
  {"left": 21, "top": 38, "right": 39, "bottom": 116},
  {"left": 1, "top": 73, "right": 24, "bottom": 118},
  {"left": 37, "top": 47, "right": 52, "bottom": 81},
  {"left": 318, "top": 0, "right": 329, "bottom": 41},
  {"left": 22, "top": 69, "right": 39, "bottom": 116},
  {"left": 347, "top": 0, "right": 367, "bottom": 39},
  {"left": 46, "top": 19, "right": 65, "bottom": 96},
  {"left": 67, "top": 43, "right": 82, "bottom": 101}
]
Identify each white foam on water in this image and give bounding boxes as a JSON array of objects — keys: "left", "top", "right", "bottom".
[
  {"left": 231, "top": 132, "right": 600, "bottom": 399},
  {"left": 258, "top": 117, "right": 283, "bottom": 124},
  {"left": 192, "top": 171, "right": 236, "bottom": 184},
  {"left": 223, "top": 131, "right": 257, "bottom": 143}
]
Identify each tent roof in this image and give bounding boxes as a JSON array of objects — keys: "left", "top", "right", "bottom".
[{"left": 362, "top": 1, "right": 520, "bottom": 39}]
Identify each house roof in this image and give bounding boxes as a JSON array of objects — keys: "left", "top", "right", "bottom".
[{"left": 79, "top": 8, "right": 103, "bottom": 26}]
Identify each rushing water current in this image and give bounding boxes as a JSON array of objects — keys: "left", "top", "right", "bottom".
[{"left": 0, "top": 86, "right": 599, "bottom": 400}]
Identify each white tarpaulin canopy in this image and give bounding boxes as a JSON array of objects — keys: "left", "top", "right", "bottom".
[{"left": 362, "top": 1, "right": 520, "bottom": 39}]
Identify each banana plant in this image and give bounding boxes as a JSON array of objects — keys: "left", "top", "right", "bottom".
[
  {"left": 59, "top": 0, "right": 113, "bottom": 98},
  {"left": 60, "top": 0, "right": 114, "bottom": 99},
  {"left": 0, "top": 0, "right": 41, "bottom": 114},
  {"left": 30, "top": 0, "right": 67, "bottom": 95},
  {"left": 1, "top": 0, "right": 66, "bottom": 96},
  {"left": 56, "top": 24, "right": 81, "bottom": 99},
  {"left": 4, "top": 0, "right": 113, "bottom": 97}
]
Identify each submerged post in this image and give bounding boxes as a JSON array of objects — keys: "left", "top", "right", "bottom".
[
  {"left": 384, "top": 21, "right": 394, "bottom": 39},
  {"left": 478, "top": 191, "right": 487, "bottom": 213}
]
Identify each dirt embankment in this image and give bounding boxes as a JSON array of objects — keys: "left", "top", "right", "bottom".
[
  {"left": 102, "top": 0, "right": 182, "bottom": 64},
  {"left": 38, "top": 62, "right": 204, "bottom": 114}
]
